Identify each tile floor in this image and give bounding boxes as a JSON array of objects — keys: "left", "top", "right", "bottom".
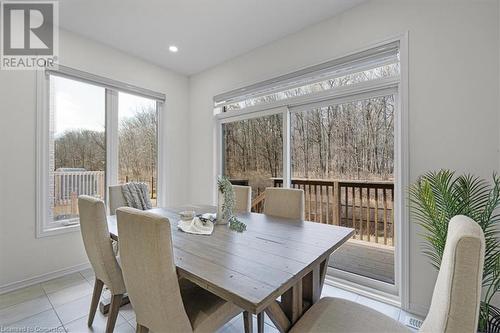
[{"left": 0, "top": 268, "right": 419, "bottom": 332}]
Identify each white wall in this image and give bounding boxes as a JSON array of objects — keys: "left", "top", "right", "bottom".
[
  {"left": 0, "top": 30, "right": 190, "bottom": 290},
  {"left": 188, "top": 0, "right": 500, "bottom": 315}
]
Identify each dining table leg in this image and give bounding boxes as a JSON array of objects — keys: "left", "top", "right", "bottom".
[
  {"left": 243, "top": 311, "right": 253, "bottom": 333},
  {"left": 281, "top": 281, "right": 303, "bottom": 323},
  {"left": 264, "top": 258, "right": 328, "bottom": 332},
  {"left": 257, "top": 312, "right": 265, "bottom": 333},
  {"left": 319, "top": 258, "right": 328, "bottom": 290},
  {"left": 265, "top": 301, "right": 291, "bottom": 333},
  {"left": 303, "top": 265, "right": 320, "bottom": 308}
]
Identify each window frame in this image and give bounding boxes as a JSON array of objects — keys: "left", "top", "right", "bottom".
[
  {"left": 36, "top": 68, "right": 165, "bottom": 238},
  {"left": 214, "top": 35, "right": 409, "bottom": 307}
]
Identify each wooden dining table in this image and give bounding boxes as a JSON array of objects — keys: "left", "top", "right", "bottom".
[{"left": 105, "top": 205, "right": 354, "bottom": 333}]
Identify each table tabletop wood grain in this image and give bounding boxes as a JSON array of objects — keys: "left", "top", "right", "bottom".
[{"left": 107, "top": 205, "right": 354, "bottom": 314}]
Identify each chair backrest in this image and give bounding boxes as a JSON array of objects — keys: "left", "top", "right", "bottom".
[
  {"left": 78, "top": 196, "right": 126, "bottom": 294},
  {"left": 116, "top": 207, "right": 192, "bottom": 332},
  {"left": 263, "top": 187, "right": 304, "bottom": 220},
  {"left": 109, "top": 185, "right": 127, "bottom": 215},
  {"left": 420, "top": 215, "right": 485, "bottom": 333},
  {"left": 233, "top": 185, "right": 251, "bottom": 213}
]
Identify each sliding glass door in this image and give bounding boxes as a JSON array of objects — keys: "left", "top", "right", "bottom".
[
  {"left": 290, "top": 95, "right": 396, "bottom": 285},
  {"left": 215, "top": 40, "right": 405, "bottom": 297},
  {"left": 217, "top": 93, "right": 400, "bottom": 296}
]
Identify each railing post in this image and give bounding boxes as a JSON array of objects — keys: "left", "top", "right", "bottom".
[{"left": 333, "top": 181, "right": 340, "bottom": 226}]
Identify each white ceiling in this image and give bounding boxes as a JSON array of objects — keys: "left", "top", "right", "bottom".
[{"left": 59, "top": 0, "right": 366, "bottom": 75}]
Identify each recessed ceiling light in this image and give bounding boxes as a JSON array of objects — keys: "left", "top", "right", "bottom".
[{"left": 169, "top": 45, "right": 178, "bottom": 53}]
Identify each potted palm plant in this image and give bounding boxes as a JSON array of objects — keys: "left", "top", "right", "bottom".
[{"left": 409, "top": 170, "right": 500, "bottom": 332}]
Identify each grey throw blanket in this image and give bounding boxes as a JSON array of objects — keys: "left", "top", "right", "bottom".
[{"left": 121, "top": 182, "right": 153, "bottom": 210}]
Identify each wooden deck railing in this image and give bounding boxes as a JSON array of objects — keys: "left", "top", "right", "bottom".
[
  {"left": 52, "top": 171, "right": 156, "bottom": 219},
  {"left": 251, "top": 178, "right": 394, "bottom": 246}
]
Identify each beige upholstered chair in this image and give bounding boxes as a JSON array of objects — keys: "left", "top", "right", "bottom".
[
  {"left": 263, "top": 187, "right": 305, "bottom": 220},
  {"left": 116, "top": 207, "right": 242, "bottom": 333},
  {"left": 289, "top": 215, "right": 485, "bottom": 333},
  {"left": 420, "top": 215, "right": 484, "bottom": 332},
  {"left": 78, "top": 196, "right": 126, "bottom": 333},
  {"left": 233, "top": 185, "right": 251, "bottom": 213},
  {"left": 109, "top": 185, "right": 126, "bottom": 215}
]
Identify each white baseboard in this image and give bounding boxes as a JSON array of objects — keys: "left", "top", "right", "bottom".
[{"left": 0, "top": 262, "right": 91, "bottom": 295}]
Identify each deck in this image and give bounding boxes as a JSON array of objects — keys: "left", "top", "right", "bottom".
[
  {"left": 330, "top": 239, "right": 394, "bottom": 284},
  {"left": 251, "top": 178, "right": 396, "bottom": 285}
]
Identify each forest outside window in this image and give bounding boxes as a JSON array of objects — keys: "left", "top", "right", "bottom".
[
  {"left": 222, "top": 113, "right": 283, "bottom": 203},
  {"left": 37, "top": 69, "right": 163, "bottom": 237},
  {"left": 118, "top": 92, "right": 158, "bottom": 206}
]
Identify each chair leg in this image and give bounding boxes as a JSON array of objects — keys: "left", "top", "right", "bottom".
[
  {"left": 136, "top": 324, "right": 149, "bottom": 333},
  {"left": 105, "top": 294, "right": 123, "bottom": 333},
  {"left": 88, "top": 279, "right": 104, "bottom": 327},
  {"left": 243, "top": 311, "right": 253, "bottom": 333}
]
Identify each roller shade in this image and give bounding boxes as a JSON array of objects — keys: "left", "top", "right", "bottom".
[
  {"left": 46, "top": 65, "right": 166, "bottom": 102},
  {"left": 214, "top": 41, "right": 399, "bottom": 108}
]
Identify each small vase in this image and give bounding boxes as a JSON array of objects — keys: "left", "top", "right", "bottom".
[{"left": 217, "top": 190, "right": 229, "bottom": 224}]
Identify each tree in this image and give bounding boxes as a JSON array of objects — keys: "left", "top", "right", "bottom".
[
  {"left": 54, "top": 106, "right": 158, "bottom": 186},
  {"left": 223, "top": 95, "right": 395, "bottom": 195}
]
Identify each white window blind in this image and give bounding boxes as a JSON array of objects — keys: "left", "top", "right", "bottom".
[
  {"left": 46, "top": 65, "right": 166, "bottom": 102},
  {"left": 214, "top": 41, "right": 399, "bottom": 111}
]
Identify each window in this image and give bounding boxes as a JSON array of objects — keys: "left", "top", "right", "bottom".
[
  {"left": 37, "top": 67, "right": 164, "bottom": 237},
  {"left": 222, "top": 113, "right": 283, "bottom": 206},
  {"left": 222, "top": 63, "right": 399, "bottom": 112},
  {"left": 215, "top": 42, "right": 400, "bottom": 112},
  {"left": 49, "top": 76, "right": 106, "bottom": 225},
  {"left": 118, "top": 92, "right": 158, "bottom": 206},
  {"left": 216, "top": 40, "right": 406, "bottom": 298}
]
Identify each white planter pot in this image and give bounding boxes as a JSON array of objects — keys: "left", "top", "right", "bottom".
[{"left": 217, "top": 190, "right": 229, "bottom": 224}]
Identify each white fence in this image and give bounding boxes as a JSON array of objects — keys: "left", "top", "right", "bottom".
[{"left": 53, "top": 171, "right": 105, "bottom": 205}]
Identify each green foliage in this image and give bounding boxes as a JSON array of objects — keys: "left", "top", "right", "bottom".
[
  {"left": 217, "top": 176, "right": 247, "bottom": 233},
  {"left": 228, "top": 216, "right": 247, "bottom": 232},
  {"left": 217, "top": 176, "right": 235, "bottom": 221},
  {"left": 409, "top": 170, "right": 500, "bottom": 331}
]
